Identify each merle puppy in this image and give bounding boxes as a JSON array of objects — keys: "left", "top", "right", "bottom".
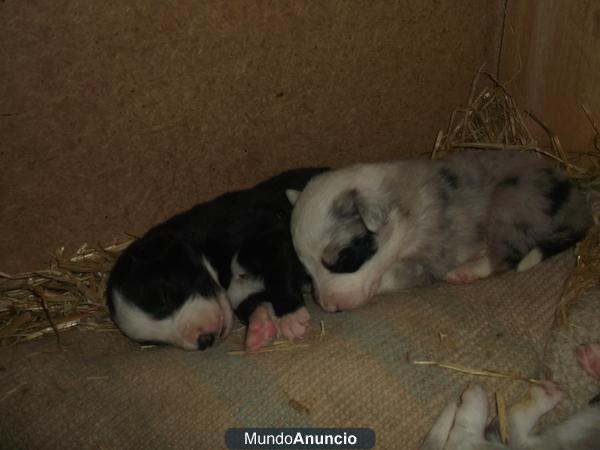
[
  {"left": 107, "top": 168, "right": 328, "bottom": 351},
  {"left": 288, "top": 150, "right": 592, "bottom": 312}
]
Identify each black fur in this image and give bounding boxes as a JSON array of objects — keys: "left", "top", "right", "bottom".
[
  {"left": 107, "top": 167, "right": 328, "bottom": 344},
  {"left": 546, "top": 176, "right": 572, "bottom": 215},
  {"left": 502, "top": 240, "right": 526, "bottom": 269},
  {"left": 322, "top": 231, "right": 378, "bottom": 274},
  {"left": 331, "top": 189, "right": 361, "bottom": 220},
  {"left": 325, "top": 189, "right": 379, "bottom": 273},
  {"left": 537, "top": 226, "right": 586, "bottom": 259},
  {"left": 107, "top": 236, "right": 221, "bottom": 320},
  {"left": 475, "top": 221, "right": 487, "bottom": 242},
  {"left": 499, "top": 175, "right": 520, "bottom": 187},
  {"left": 439, "top": 167, "right": 459, "bottom": 189}
]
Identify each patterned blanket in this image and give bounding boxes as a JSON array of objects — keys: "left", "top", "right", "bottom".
[{"left": 2, "top": 252, "right": 597, "bottom": 449}]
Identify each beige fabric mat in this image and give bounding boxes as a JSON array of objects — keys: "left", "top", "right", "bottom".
[
  {"left": 1, "top": 252, "right": 593, "bottom": 450},
  {"left": 540, "top": 286, "right": 600, "bottom": 426}
]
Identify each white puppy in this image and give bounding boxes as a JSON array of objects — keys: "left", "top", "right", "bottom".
[
  {"left": 288, "top": 151, "right": 592, "bottom": 312},
  {"left": 421, "top": 381, "right": 600, "bottom": 450}
]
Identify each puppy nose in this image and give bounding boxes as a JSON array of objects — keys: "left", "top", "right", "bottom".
[{"left": 197, "top": 333, "right": 215, "bottom": 350}]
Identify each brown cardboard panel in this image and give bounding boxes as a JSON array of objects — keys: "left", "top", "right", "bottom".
[
  {"left": 501, "top": 0, "right": 600, "bottom": 151},
  {"left": 0, "top": 1, "right": 503, "bottom": 271}
]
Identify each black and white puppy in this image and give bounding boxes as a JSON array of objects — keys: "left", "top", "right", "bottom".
[
  {"left": 288, "top": 151, "right": 592, "bottom": 312},
  {"left": 107, "top": 168, "right": 328, "bottom": 351}
]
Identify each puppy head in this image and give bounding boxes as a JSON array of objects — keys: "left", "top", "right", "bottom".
[
  {"left": 107, "top": 235, "right": 233, "bottom": 350},
  {"left": 289, "top": 168, "right": 395, "bottom": 312}
]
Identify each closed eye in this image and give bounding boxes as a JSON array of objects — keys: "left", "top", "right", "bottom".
[{"left": 321, "top": 233, "right": 377, "bottom": 274}]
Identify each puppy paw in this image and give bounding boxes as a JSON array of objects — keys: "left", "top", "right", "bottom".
[
  {"left": 445, "top": 385, "right": 488, "bottom": 445},
  {"left": 506, "top": 381, "right": 563, "bottom": 446},
  {"left": 446, "top": 268, "right": 480, "bottom": 284},
  {"left": 278, "top": 307, "right": 311, "bottom": 341},
  {"left": 245, "top": 304, "right": 278, "bottom": 351},
  {"left": 529, "top": 381, "right": 563, "bottom": 413},
  {"left": 576, "top": 343, "right": 600, "bottom": 379},
  {"left": 446, "top": 257, "right": 492, "bottom": 285},
  {"left": 454, "top": 385, "right": 489, "bottom": 431}
]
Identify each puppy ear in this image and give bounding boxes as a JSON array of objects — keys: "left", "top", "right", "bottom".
[
  {"left": 332, "top": 189, "right": 389, "bottom": 232},
  {"left": 286, "top": 189, "right": 300, "bottom": 205},
  {"left": 356, "top": 198, "right": 389, "bottom": 232},
  {"left": 331, "top": 189, "right": 359, "bottom": 217}
]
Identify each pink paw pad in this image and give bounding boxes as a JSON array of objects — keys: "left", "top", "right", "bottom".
[
  {"left": 245, "top": 307, "right": 278, "bottom": 352},
  {"left": 529, "top": 381, "right": 563, "bottom": 411},
  {"left": 576, "top": 344, "right": 600, "bottom": 379},
  {"left": 446, "top": 268, "right": 479, "bottom": 285}
]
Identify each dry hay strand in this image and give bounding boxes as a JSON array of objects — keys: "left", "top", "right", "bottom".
[
  {"left": 432, "top": 64, "right": 538, "bottom": 159},
  {"left": 0, "top": 241, "right": 131, "bottom": 346},
  {"left": 431, "top": 65, "right": 600, "bottom": 179},
  {"left": 495, "top": 391, "right": 509, "bottom": 444},
  {"left": 411, "top": 360, "right": 541, "bottom": 384}
]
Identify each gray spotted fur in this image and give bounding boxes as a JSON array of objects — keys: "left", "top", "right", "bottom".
[
  {"left": 293, "top": 150, "right": 593, "bottom": 299},
  {"left": 374, "top": 150, "right": 593, "bottom": 281}
]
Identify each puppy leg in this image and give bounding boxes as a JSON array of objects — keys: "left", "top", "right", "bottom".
[
  {"left": 247, "top": 234, "right": 310, "bottom": 340},
  {"left": 576, "top": 343, "right": 600, "bottom": 379},
  {"left": 506, "top": 381, "right": 563, "bottom": 447},
  {"left": 420, "top": 399, "right": 459, "bottom": 450},
  {"left": 445, "top": 385, "right": 490, "bottom": 449},
  {"left": 237, "top": 233, "right": 310, "bottom": 348}
]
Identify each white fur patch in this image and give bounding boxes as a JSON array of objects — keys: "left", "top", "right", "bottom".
[
  {"left": 286, "top": 189, "right": 300, "bottom": 205},
  {"left": 421, "top": 400, "right": 458, "bottom": 449},
  {"left": 421, "top": 381, "right": 600, "bottom": 450},
  {"left": 112, "top": 290, "right": 177, "bottom": 344},
  {"left": 227, "top": 254, "right": 265, "bottom": 309},
  {"left": 202, "top": 255, "right": 222, "bottom": 286},
  {"left": 516, "top": 247, "right": 543, "bottom": 272},
  {"left": 112, "top": 289, "right": 230, "bottom": 350}
]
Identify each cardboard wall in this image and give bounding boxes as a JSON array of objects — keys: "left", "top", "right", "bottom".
[
  {"left": 500, "top": 0, "right": 600, "bottom": 152},
  {"left": 1, "top": 1, "right": 503, "bottom": 271}
]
